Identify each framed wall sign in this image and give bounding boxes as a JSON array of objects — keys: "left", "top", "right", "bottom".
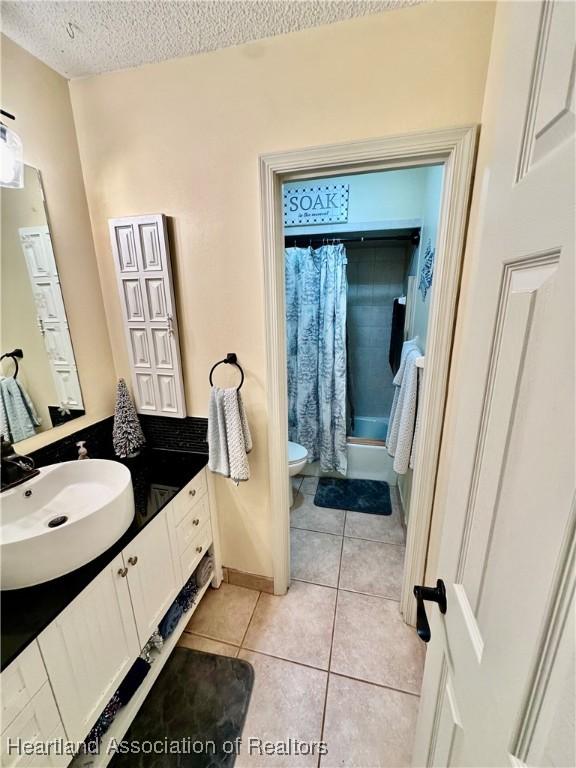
[{"left": 284, "top": 184, "right": 349, "bottom": 226}]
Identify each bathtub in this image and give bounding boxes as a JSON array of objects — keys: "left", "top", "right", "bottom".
[
  {"left": 301, "top": 428, "right": 397, "bottom": 485},
  {"left": 346, "top": 441, "right": 397, "bottom": 483},
  {"left": 349, "top": 415, "right": 389, "bottom": 442}
]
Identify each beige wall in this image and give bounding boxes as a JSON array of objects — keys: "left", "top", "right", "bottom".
[
  {"left": 69, "top": 2, "right": 495, "bottom": 577},
  {"left": 0, "top": 36, "right": 116, "bottom": 452}
]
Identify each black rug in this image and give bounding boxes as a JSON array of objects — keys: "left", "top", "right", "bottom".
[
  {"left": 314, "top": 477, "right": 392, "bottom": 515},
  {"left": 109, "top": 647, "right": 254, "bottom": 767}
]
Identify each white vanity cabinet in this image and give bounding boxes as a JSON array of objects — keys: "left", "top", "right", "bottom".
[
  {"left": 37, "top": 553, "right": 140, "bottom": 745},
  {"left": 2, "top": 465, "right": 222, "bottom": 765},
  {"left": 122, "top": 505, "right": 179, "bottom": 647},
  {"left": 1, "top": 642, "right": 67, "bottom": 768},
  {"left": 167, "top": 469, "right": 214, "bottom": 586}
]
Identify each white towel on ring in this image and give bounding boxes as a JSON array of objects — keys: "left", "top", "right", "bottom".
[
  {"left": 207, "top": 386, "right": 252, "bottom": 483},
  {"left": 387, "top": 339, "right": 422, "bottom": 474}
]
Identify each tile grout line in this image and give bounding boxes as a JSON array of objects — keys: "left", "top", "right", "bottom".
[
  {"left": 327, "top": 669, "right": 422, "bottom": 699},
  {"left": 180, "top": 635, "right": 423, "bottom": 699},
  {"left": 343, "top": 534, "right": 406, "bottom": 549},
  {"left": 336, "top": 585, "right": 403, "bottom": 602},
  {"left": 289, "top": 578, "right": 338, "bottom": 591},
  {"left": 232, "top": 644, "right": 329, "bottom": 674},
  {"left": 291, "top": 523, "right": 406, "bottom": 548},
  {"left": 291, "top": 577, "right": 402, "bottom": 604},
  {"left": 317, "top": 519, "right": 346, "bottom": 767},
  {"left": 238, "top": 590, "right": 263, "bottom": 652}
]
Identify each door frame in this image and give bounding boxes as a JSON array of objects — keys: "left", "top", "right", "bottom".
[{"left": 260, "top": 126, "right": 477, "bottom": 622}]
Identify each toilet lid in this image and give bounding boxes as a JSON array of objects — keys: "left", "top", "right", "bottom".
[{"left": 288, "top": 441, "right": 308, "bottom": 464}]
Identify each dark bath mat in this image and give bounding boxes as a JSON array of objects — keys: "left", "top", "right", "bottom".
[
  {"left": 314, "top": 477, "right": 392, "bottom": 515},
  {"left": 109, "top": 647, "right": 254, "bottom": 768}
]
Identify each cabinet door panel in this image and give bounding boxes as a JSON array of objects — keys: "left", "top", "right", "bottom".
[
  {"left": 125, "top": 510, "right": 179, "bottom": 647},
  {"left": 38, "top": 554, "right": 139, "bottom": 743},
  {"left": 1, "top": 685, "right": 66, "bottom": 768},
  {"left": 109, "top": 214, "right": 186, "bottom": 417},
  {"left": 180, "top": 520, "right": 213, "bottom": 583},
  {"left": 173, "top": 469, "right": 208, "bottom": 525},
  {"left": 18, "top": 226, "right": 83, "bottom": 412},
  {"left": 176, "top": 496, "right": 211, "bottom": 557},
  {"left": 1, "top": 642, "right": 47, "bottom": 733}
]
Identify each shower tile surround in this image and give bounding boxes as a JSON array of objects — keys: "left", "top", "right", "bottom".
[{"left": 346, "top": 243, "right": 411, "bottom": 426}]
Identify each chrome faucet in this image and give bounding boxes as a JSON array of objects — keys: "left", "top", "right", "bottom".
[{"left": 1, "top": 436, "right": 40, "bottom": 492}]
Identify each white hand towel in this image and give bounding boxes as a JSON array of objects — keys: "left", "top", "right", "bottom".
[
  {"left": 208, "top": 386, "right": 252, "bottom": 483},
  {"left": 223, "top": 388, "right": 252, "bottom": 483},
  {"left": 208, "top": 386, "right": 229, "bottom": 477},
  {"left": 387, "top": 337, "right": 419, "bottom": 438},
  {"left": 387, "top": 339, "right": 421, "bottom": 474},
  {"left": 0, "top": 377, "right": 41, "bottom": 443},
  {"left": 0, "top": 381, "right": 9, "bottom": 442}
]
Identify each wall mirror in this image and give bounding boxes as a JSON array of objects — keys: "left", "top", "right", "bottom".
[{"left": 1, "top": 164, "right": 84, "bottom": 443}]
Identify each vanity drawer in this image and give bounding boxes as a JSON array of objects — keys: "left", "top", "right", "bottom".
[
  {"left": 1, "top": 642, "right": 47, "bottom": 733},
  {"left": 180, "top": 520, "right": 212, "bottom": 581},
  {"left": 173, "top": 470, "right": 208, "bottom": 526},
  {"left": 176, "top": 496, "right": 211, "bottom": 556},
  {"left": 1, "top": 683, "right": 66, "bottom": 767}
]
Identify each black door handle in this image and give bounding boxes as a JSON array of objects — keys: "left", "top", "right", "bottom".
[{"left": 413, "top": 579, "right": 447, "bottom": 643}]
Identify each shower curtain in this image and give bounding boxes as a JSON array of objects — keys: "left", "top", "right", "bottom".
[{"left": 285, "top": 244, "right": 348, "bottom": 474}]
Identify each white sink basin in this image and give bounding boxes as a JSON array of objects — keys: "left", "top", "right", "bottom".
[{"left": 1, "top": 459, "right": 134, "bottom": 590}]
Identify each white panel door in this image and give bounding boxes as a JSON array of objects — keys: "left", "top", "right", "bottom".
[
  {"left": 109, "top": 214, "right": 186, "bottom": 417},
  {"left": 18, "top": 226, "right": 84, "bottom": 411},
  {"left": 38, "top": 554, "right": 140, "bottom": 744},
  {"left": 413, "top": 2, "right": 574, "bottom": 766},
  {"left": 123, "top": 507, "right": 180, "bottom": 647}
]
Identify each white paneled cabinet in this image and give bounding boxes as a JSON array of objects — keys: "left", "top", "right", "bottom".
[
  {"left": 123, "top": 508, "right": 179, "bottom": 647},
  {"left": 37, "top": 554, "right": 140, "bottom": 744},
  {"left": 1, "top": 643, "right": 47, "bottom": 731},
  {"left": 1, "top": 641, "right": 67, "bottom": 768},
  {"left": 18, "top": 226, "right": 83, "bottom": 411},
  {"left": 108, "top": 214, "right": 186, "bottom": 418},
  {"left": 2, "top": 467, "right": 222, "bottom": 767},
  {"left": 1, "top": 685, "right": 68, "bottom": 768}
]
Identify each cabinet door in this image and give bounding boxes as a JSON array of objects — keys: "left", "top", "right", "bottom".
[
  {"left": 38, "top": 554, "right": 139, "bottom": 744},
  {"left": 1, "top": 685, "right": 67, "bottom": 768},
  {"left": 108, "top": 214, "right": 186, "bottom": 417},
  {"left": 124, "top": 508, "right": 179, "bottom": 647},
  {"left": 18, "top": 226, "right": 83, "bottom": 412},
  {"left": 1, "top": 642, "right": 47, "bottom": 733}
]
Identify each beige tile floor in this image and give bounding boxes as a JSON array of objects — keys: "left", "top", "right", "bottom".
[{"left": 182, "top": 476, "right": 424, "bottom": 767}]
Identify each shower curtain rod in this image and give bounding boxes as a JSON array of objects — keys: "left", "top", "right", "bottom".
[{"left": 285, "top": 232, "right": 420, "bottom": 246}]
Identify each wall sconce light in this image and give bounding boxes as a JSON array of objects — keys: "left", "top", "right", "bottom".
[{"left": 0, "top": 110, "right": 23, "bottom": 189}]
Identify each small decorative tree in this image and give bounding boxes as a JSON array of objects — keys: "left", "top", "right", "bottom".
[{"left": 113, "top": 379, "right": 146, "bottom": 458}]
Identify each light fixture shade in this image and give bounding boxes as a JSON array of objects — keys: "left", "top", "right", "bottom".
[{"left": 0, "top": 124, "right": 24, "bottom": 189}]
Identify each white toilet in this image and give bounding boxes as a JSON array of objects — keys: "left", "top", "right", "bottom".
[{"left": 288, "top": 441, "right": 308, "bottom": 505}]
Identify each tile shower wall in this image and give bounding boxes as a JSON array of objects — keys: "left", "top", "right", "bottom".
[{"left": 347, "top": 243, "right": 409, "bottom": 423}]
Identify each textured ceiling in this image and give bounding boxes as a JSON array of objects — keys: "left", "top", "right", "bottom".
[{"left": 1, "top": 0, "right": 421, "bottom": 79}]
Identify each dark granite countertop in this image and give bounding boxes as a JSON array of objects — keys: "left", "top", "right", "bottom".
[{"left": 1, "top": 448, "right": 208, "bottom": 672}]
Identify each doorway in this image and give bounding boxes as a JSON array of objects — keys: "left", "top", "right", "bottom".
[{"left": 260, "top": 127, "right": 477, "bottom": 626}]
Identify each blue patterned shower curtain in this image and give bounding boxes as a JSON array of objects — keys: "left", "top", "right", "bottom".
[{"left": 285, "top": 244, "right": 348, "bottom": 474}]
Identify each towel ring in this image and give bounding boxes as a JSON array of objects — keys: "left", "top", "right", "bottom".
[
  {"left": 209, "top": 353, "right": 244, "bottom": 390},
  {"left": 1, "top": 348, "right": 23, "bottom": 379}
]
